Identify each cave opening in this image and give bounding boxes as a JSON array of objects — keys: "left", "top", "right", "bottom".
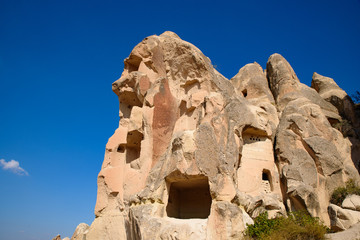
[
  {"left": 124, "top": 130, "right": 143, "bottom": 165},
  {"left": 166, "top": 177, "right": 212, "bottom": 219},
  {"left": 262, "top": 171, "right": 269, "bottom": 181},
  {"left": 242, "top": 89, "right": 248, "bottom": 98},
  {"left": 262, "top": 169, "right": 273, "bottom": 193}
]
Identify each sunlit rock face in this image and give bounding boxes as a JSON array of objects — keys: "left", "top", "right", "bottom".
[{"left": 76, "top": 31, "right": 360, "bottom": 240}]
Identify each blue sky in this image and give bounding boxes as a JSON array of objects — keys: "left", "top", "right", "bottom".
[{"left": 0, "top": 0, "right": 359, "bottom": 239}]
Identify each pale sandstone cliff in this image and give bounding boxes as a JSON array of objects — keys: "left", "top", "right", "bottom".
[{"left": 71, "top": 31, "right": 360, "bottom": 240}]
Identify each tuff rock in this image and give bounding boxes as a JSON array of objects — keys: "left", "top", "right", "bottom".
[
  {"left": 326, "top": 222, "right": 360, "bottom": 240},
  {"left": 52, "top": 235, "right": 61, "bottom": 240},
  {"left": 71, "top": 223, "right": 89, "bottom": 240},
  {"left": 71, "top": 31, "right": 360, "bottom": 239},
  {"left": 342, "top": 194, "right": 360, "bottom": 211},
  {"left": 328, "top": 204, "right": 360, "bottom": 231}
]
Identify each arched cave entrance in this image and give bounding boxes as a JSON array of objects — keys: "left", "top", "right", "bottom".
[
  {"left": 166, "top": 177, "right": 212, "bottom": 219},
  {"left": 261, "top": 169, "right": 273, "bottom": 193}
]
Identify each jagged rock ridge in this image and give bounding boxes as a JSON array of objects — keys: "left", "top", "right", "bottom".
[{"left": 70, "top": 31, "right": 360, "bottom": 240}]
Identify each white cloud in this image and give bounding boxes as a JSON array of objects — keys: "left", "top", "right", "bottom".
[{"left": 0, "top": 159, "right": 29, "bottom": 176}]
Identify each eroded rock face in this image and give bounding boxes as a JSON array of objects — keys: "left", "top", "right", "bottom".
[
  {"left": 311, "top": 72, "right": 360, "bottom": 174},
  {"left": 71, "top": 223, "right": 89, "bottom": 240},
  {"left": 52, "top": 235, "right": 61, "bottom": 240},
  {"left": 77, "top": 32, "right": 360, "bottom": 239},
  {"left": 328, "top": 204, "right": 360, "bottom": 231},
  {"left": 311, "top": 72, "right": 357, "bottom": 125},
  {"left": 326, "top": 222, "right": 360, "bottom": 240},
  {"left": 342, "top": 194, "right": 360, "bottom": 211}
]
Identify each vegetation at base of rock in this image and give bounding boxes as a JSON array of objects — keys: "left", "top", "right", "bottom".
[
  {"left": 330, "top": 179, "right": 360, "bottom": 206},
  {"left": 351, "top": 90, "right": 360, "bottom": 103},
  {"left": 244, "top": 211, "right": 328, "bottom": 240}
]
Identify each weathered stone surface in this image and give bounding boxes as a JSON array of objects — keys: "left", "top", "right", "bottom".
[
  {"left": 52, "top": 235, "right": 61, "bottom": 240},
  {"left": 312, "top": 72, "right": 358, "bottom": 125},
  {"left": 267, "top": 52, "right": 360, "bottom": 226},
  {"left": 70, "top": 223, "right": 89, "bottom": 240},
  {"left": 126, "top": 203, "right": 208, "bottom": 240},
  {"left": 328, "top": 204, "right": 360, "bottom": 231},
  {"left": 343, "top": 194, "right": 360, "bottom": 211},
  {"left": 52, "top": 235, "right": 70, "bottom": 240},
  {"left": 70, "top": 32, "right": 360, "bottom": 239},
  {"left": 273, "top": 96, "right": 355, "bottom": 225},
  {"left": 267, "top": 54, "right": 340, "bottom": 119},
  {"left": 266, "top": 54, "right": 300, "bottom": 103},
  {"left": 231, "top": 62, "right": 278, "bottom": 139},
  {"left": 311, "top": 72, "right": 360, "bottom": 173},
  {"left": 326, "top": 222, "right": 360, "bottom": 240}
]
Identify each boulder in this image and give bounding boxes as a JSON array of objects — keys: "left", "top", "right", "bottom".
[
  {"left": 326, "top": 222, "right": 360, "bottom": 240},
  {"left": 328, "top": 204, "right": 360, "bottom": 231},
  {"left": 342, "top": 194, "right": 360, "bottom": 211}
]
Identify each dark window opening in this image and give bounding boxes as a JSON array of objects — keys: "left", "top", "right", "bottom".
[
  {"left": 262, "top": 169, "right": 273, "bottom": 192},
  {"left": 125, "top": 54, "right": 142, "bottom": 73},
  {"left": 250, "top": 135, "right": 261, "bottom": 141},
  {"left": 262, "top": 172, "right": 269, "bottom": 181},
  {"left": 327, "top": 117, "right": 340, "bottom": 129},
  {"left": 242, "top": 89, "right": 248, "bottom": 98},
  {"left": 166, "top": 177, "right": 212, "bottom": 219},
  {"left": 117, "top": 144, "right": 126, "bottom": 153}
]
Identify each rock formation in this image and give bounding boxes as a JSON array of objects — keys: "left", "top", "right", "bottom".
[
  {"left": 71, "top": 31, "right": 360, "bottom": 240},
  {"left": 70, "top": 223, "right": 89, "bottom": 240},
  {"left": 326, "top": 222, "right": 360, "bottom": 240},
  {"left": 52, "top": 235, "right": 61, "bottom": 240},
  {"left": 51, "top": 235, "right": 69, "bottom": 240}
]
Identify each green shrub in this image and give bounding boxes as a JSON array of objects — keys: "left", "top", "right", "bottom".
[
  {"left": 245, "top": 211, "right": 328, "bottom": 240},
  {"left": 330, "top": 179, "right": 360, "bottom": 206},
  {"left": 245, "top": 212, "right": 282, "bottom": 239}
]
